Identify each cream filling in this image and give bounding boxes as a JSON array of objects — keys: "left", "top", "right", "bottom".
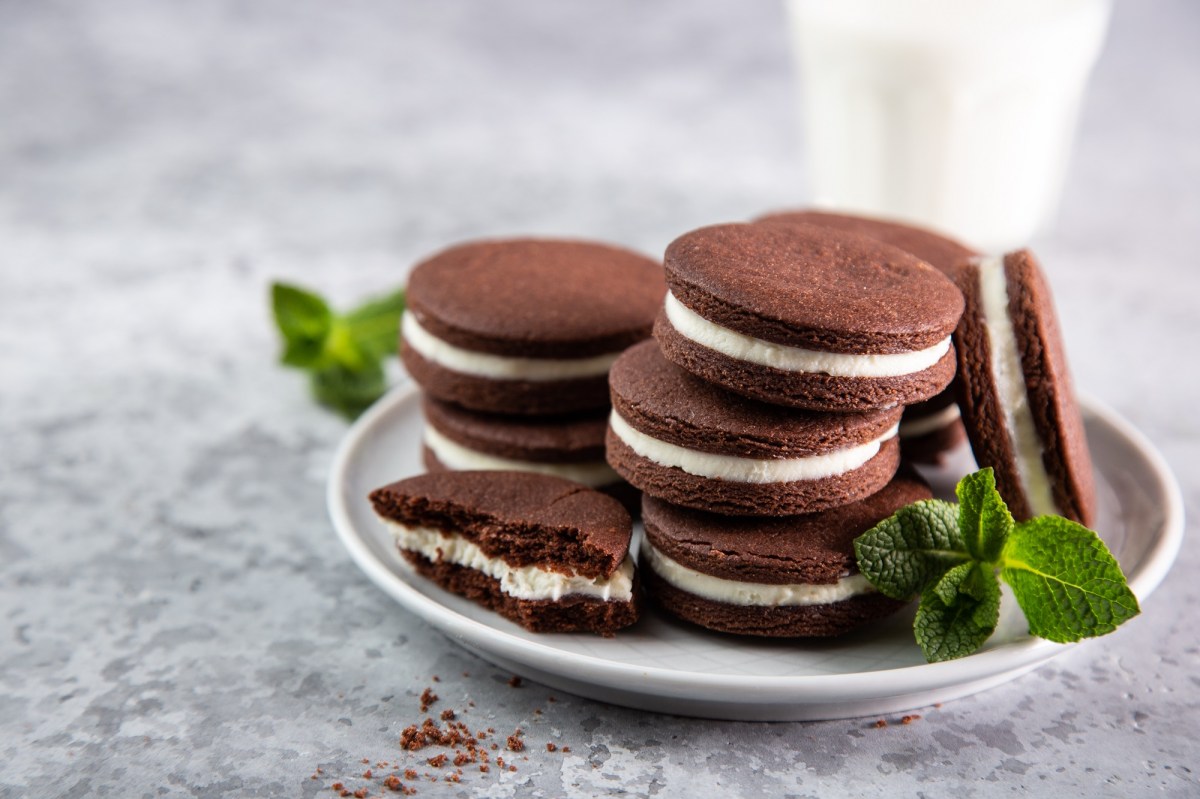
[
  {"left": 977, "top": 255, "right": 1058, "bottom": 516},
  {"left": 401, "top": 312, "right": 621, "bottom": 381},
  {"left": 663, "top": 291, "right": 951, "bottom": 378},
  {"left": 423, "top": 424, "right": 620, "bottom": 488},
  {"left": 898, "top": 403, "right": 962, "bottom": 438},
  {"left": 643, "top": 540, "right": 874, "bottom": 606},
  {"left": 383, "top": 520, "right": 635, "bottom": 602},
  {"left": 609, "top": 410, "right": 897, "bottom": 484}
]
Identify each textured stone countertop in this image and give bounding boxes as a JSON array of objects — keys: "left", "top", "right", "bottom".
[{"left": 2, "top": 1, "right": 1198, "bottom": 796}]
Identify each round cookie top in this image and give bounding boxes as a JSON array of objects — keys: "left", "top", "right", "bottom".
[
  {"left": 609, "top": 341, "right": 902, "bottom": 458},
  {"left": 423, "top": 396, "right": 607, "bottom": 464},
  {"left": 407, "top": 238, "right": 665, "bottom": 358},
  {"left": 642, "top": 470, "right": 932, "bottom": 585},
  {"left": 664, "top": 222, "right": 963, "bottom": 353},
  {"left": 755, "top": 210, "right": 977, "bottom": 276},
  {"left": 369, "top": 471, "right": 631, "bottom": 577}
]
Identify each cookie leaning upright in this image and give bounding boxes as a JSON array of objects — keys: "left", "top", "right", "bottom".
[
  {"left": 655, "top": 223, "right": 964, "bottom": 412},
  {"left": 402, "top": 239, "right": 665, "bottom": 415},
  {"left": 954, "top": 250, "right": 1096, "bottom": 525}
]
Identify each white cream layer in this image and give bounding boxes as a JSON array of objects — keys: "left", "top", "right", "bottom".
[
  {"left": 383, "top": 520, "right": 635, "bottom": 602},
  {"left": 898, "top": 403, "right": 962, "bottom": 438},
  {"left": 977, "top": 255, "right": 1058, "bottom": 516},
  {"left": 609, "top": 410, "right": 896, "bottom": 484},
  {"left": 663, "top": 291, "right": 951, "bottom": 378},
  {"left": 402, "top": 312, "right": 621, "bottom": 381},
  {"left": 643, "top": 540, "right": 874, "bottom": 607},
  {"left": 423, "top": 424, "right": 621, "bottom": 488}
]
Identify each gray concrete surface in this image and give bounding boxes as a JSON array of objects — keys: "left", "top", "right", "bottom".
[{"left": 1, "top": 1, "right": 1197, "bottom": 796}]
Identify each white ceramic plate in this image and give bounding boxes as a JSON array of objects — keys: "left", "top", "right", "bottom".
[{"left": 327, "top": 384, "right": 1183, "bottom": 721}]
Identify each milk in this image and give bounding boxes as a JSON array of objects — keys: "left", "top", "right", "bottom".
[{"left": 785, "top": 0, "right": 1112, "bottom": 252}]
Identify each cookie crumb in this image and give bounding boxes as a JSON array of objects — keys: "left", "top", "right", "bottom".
[
  {"left": 419, "top": 688, "right": 439, "bottom": 713},
  {"left": 404, "top": 769, "right": 418, "bottom": 780},
  {"left": 508, "top": 675, "right": 523, "bottom": 688},
  {"left": 562, "top": 746, "right": 571, "bottom": 754},
  {"left": 546, "top": 743, "right": 557, "bottom": 752},
  {"left": 431, "top": 675, "right": 440, "bottom": 682},
  {"left": 547, "top": 696, "right": 557, "bottom": 703},
  {"left": 901, "top": 714, "right": 922, "bottom": 725},
  {"left": 440, "top": 709, "right": 456, "bottom": 721},
  {"left": 427, "top": 754, "right": 447, "bottom": 768},
  {"left": 506, "top": 729, "right": 525, "bottom": 752},
  {"left": 331, "top": 783, "right": 344, "bottom": 792},
  {"left": 383, "top": 775, "right": 402, "bottom": 792},
  {"left": 874, "top": 719, "right": 888, "bottom": 728},
  {"left": 353, "top": 789, "right": 368, "bottom": 799},
  {"left": 362, "top": 769, "right": 372, "bottom": 779}
]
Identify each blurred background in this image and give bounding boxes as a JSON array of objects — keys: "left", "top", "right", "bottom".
[
  {"left": 2, "top": 1, "right": 1198, "bottom": 795},
  {"left": 2, "top": 1, "right": 1197, "bottom": 401}
]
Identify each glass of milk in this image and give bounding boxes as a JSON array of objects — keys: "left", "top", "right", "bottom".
[{"left": 785, "top": 0, "right": 1112, "bottom": 252}]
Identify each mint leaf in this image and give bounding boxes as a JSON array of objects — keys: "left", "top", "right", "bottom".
[
  {"left": 270, "top": 281, "right": 404, "bottom": 419},
  {"left": 1001, "top": 515, "right": 1140, "bottom": 643},
  {"left": 914, "top": 562, "right": 1001, "bottom": 663},
  {"left": 956, "top": 467, "right": 1012, "bottom": 562},
  {"left": 343, "top": 288, "right": 406, "bottom": 359},
  {"left": 932, "top": 561, "right": 976, "bottom": 606},
  {"left": 853, "top": 500, "right": 970, "bottom": 599},
  {"left": 272, "top": 283, "right": 334, "bottom": 368},
  {"left": 311, "top": 361, "right": 387, "bottom": 421}
]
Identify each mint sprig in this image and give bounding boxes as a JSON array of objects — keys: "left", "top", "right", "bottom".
[
  {"left": 270, "top": 282, "right": 405, "bottom": 420},
  {"left": 854, "top": 467, "right": 1139, "bottom": 662}
]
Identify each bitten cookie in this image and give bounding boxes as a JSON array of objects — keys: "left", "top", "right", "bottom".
[
  {"left": 756, "top": 210, "right": 976, "bottom": 461},
  {"left": 369, "top": 471, "right": 640, "bottom": 634},
  {"left": 402, "top": 238, "right": 665, "bottom": 415},
  {"left": 655, "top": 222, "right": 963, "bottom": 411},
  {"left": 953, "top": 249, "right": 1096, "bottom": 524},
  {"left": 606, "top": 341, "right": 903, "bottom": 516},
  {"left": 421, "top": 396, "right": 639, "bottom": 512},
  {"left": 639, "top": 471, "right": 932, "bottom": 637}
]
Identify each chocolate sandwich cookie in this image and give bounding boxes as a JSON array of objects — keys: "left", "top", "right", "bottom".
[
  {"left": 421, "top": 397, "right": 639, "bottom": 512},
  {"left": 954, "top": 250, "right": 1096, "bottom": 524},
  {"left": 755, "top": 210, "right": 977, "bottom": 461},
  {"left": 606, "top": 341, "right": 903, "bottom": 516},
  {"left": 640, "top": 471, "right": 932, "bottom": 637},
  {"left": 369, "top": 471, "right": 640, "bottom": 634},
  {"left": 402, "top": 238, "right": 665, "bottom": 415},
  {"left": 655, "top": 223, "right": 964, "bottom": 412}
]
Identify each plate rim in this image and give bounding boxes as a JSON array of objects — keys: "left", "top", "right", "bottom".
[{"left": 327, "top": 383, "right": 1184, "bottom": 701}]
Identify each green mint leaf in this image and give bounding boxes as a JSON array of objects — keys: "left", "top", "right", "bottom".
[
  {"left": 310, "top": 360, "right": 387, "bottom": 421},
  {"left": 272, "top": 283, "right": 334, "bottom": 368},
  {"left": 956, "top": 466, "right": 1012, "bottom": 562},
  {"left": 853, "top": 499, "right": 970, "bottom": 599},
  {"left": 914, "top": 562, "right": 1001, "bottom": 663},
  {"left": 343, "top": 288, "right": 406, "bottom": 359},
  {"left": 1001, "top": 515, "right": 1140, "bottom": 643},
  {"left": 932, "top": 561, "right": 975, "bottom": 606}
]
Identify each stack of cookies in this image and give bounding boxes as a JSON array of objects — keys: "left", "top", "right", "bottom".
[
  {"left": 399, "top": 237, "right": 666, "bottom": 511},
  {"left": 606, "top": 221, "right": 966, "bottom": 637}
]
